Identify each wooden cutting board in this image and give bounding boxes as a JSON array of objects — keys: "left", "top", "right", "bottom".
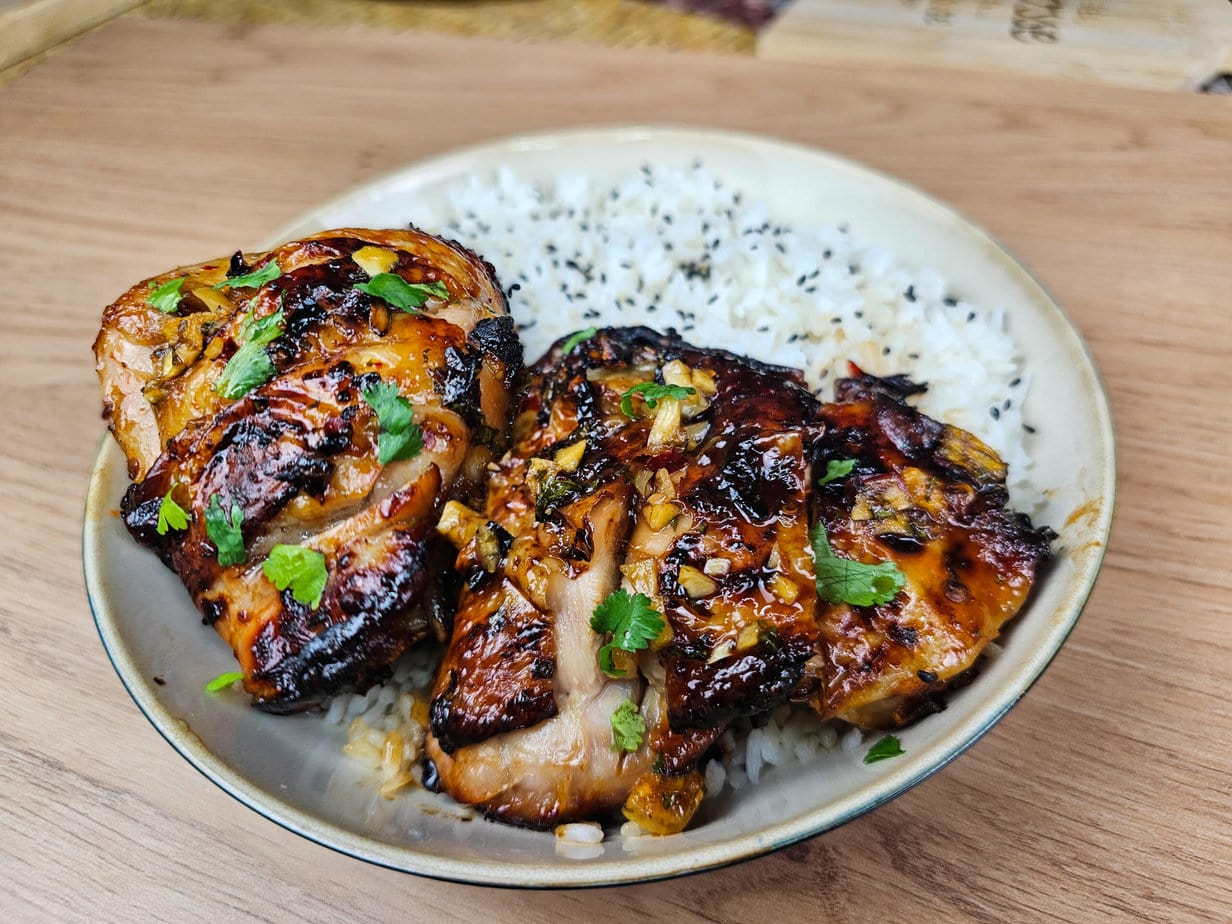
[
  {"left": 760, "top": 0, "right": 1232, "bottom": 91},
  {"left": 0, "top": 0, "right": 140, "bottom": 70},
  {"left": 0, "top": 17, "right": 1229, "bottom": 923}
]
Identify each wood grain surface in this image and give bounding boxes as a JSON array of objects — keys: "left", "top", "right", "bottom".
[{"left": 0, "top": 17, "right": 1229, "bottom": 923}]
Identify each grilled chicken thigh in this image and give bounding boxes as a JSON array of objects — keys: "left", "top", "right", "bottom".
[
  {"left": 427, "top": 327, "right": 824, "bottom": 829},
  {"left": 95, "top": 230, "right": 518, "bottom": 711},
  {"left": 808, "top": 369, "right": 1054, "bottom": 728}
]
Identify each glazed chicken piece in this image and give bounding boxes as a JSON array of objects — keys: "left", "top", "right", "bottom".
[
  {"left": 95, "top": 229, "right": 519, "bottom": 711},
  {"left": 426, "top": 327, "right": 824, "bottom": 830},
  {"left": 807, "top": 368, "right": 1054, "bottom": 728}
]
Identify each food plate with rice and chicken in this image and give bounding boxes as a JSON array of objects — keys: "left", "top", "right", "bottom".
[{"left": 83, "top": 127, "right": 1113, "bottom": 886}]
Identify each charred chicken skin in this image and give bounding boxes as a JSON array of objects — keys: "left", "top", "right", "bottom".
[
  {"left": 808, "top": 369, "right": 1054, "bottom": 728},
  {"left": 427, "top": 327, "right": 825, "bottom": 829},
  {"left": 427, "top": 331, "right": 1051, "bottom": 832},
  {"left": 95, "top": 230, "right": 519, "bottom": 711}
]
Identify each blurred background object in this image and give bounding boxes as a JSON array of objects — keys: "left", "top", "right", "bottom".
[
  {"left": 760, "top": 0, "right": 1232, "bottom": 92},
  {"left": 0, "top": 0, "right": 142, "bottom": 71},
  {"left": 1, "top": 0, "right": 1230, "bottom": 93}
]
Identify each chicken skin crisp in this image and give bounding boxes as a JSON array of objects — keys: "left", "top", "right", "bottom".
[
  {"left": 95, "top": 229, "right": 519, "bottom": 712},
  {"left": 808, "top": 369, "right": 1054, "bottom": 729},
  {"left": 426, "top": 331, "right": 1053, "bottom": 832},
  {"left": 427, "top": 327, "right": 824, "bottom": 830}
]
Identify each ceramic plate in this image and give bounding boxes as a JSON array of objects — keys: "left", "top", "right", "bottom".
[{"left": 84, "top": 126, "right": 1114, "bottom": 887}]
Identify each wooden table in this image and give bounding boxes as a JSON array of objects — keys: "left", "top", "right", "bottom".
[{"left": 1, "top": 17, "right": 1229, "bottom": 922}]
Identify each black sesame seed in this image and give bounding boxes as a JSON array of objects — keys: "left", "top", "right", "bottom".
[
  {"left": 943, "top": 296, "right": 958, "bottom": 307},
  {"left": 1023, "top": 423, "right": 1037, "bottom": 433},
  {"left": 918, "top": 670, "right": 938, "bottom": 683},
  {"left": 905, "top": 285, "right": 917, "bottom": 302},
  {"left": 883, "top": 346, "right": 892, "bottom": 355},
  {"left": 1010, "top": 377, "right": 1021, "bottom": 387},
  {"left": 967, "top": 311, "right": 977, "bottom": 322},
  {"left": 1003, "top": 398, "right": 1012, "bottom": 410},
  {"left": 990, "top": 406, "right": 1001, "bottom": 420}
]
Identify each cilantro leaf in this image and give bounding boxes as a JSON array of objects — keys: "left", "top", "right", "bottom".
[
  {"left": 610, "top": 699, "right": 646, "bottom": 753},
  {"left": 214, "top": 260, "right": 281, "bottom": 290},
  {"left": 355, "top": 274, "right": 447, "bottom": 312},
  {"left": 590, "top": 589, "right": 665, "bottom": 677},
  {"left": 864, "top": 734, "right": 905, "bottom": 764},
  {"left": 361, "top": 379, "right": 424, "bottom": 465},
  {"left": 562, "top": 326, "right": 598, "bottom": 354},
  {"left": 214, "top": 309, "right": 284, "bottom": 400},
  {"left": 205, "top": 671, "right": 245, "bottom": 693},
  {"left": 619, "top": 382, "right": 697, "bottom": 418},
  {"left": 262, "top": 544, "right": 328, "bottom": 609},
  {"left": 810, "top": 523, "right": 905, "bottom": 607},
  {"left": 147, "top": 277, "right": 185, "bottom": 314},
  {"left": 818, "top": 459, "right": 856, "bottom": 487},
  {"left": 156, "top": 487, "right": 190, "bottom": 535},
  {"left": 205, "top": 494, "right": 246, "bottom": 566}
]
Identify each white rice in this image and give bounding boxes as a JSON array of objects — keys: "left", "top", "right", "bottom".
[
  {"left": 328, "top": 159, "right": 1040, "bottom": 832},
  {"left": 427, "top": 161, "right": 1037, "bottom": 507}
]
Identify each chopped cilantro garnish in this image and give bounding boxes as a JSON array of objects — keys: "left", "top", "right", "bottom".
[
  {"left": 562, "top": 327, "right": 599, "bottom": 354},
  {"left": 147, "top": 277, "right": 185, "bottom": 314},
  {"left": 156, "top": 487, "right": 190, "bottom": 536},
  {"left": 204, "top": 494, "right": 246, "bottom": 567},
  {"left": 809, "top": 523, "right": 905, "bottom": 607},
  {"left": 619, "top": 382, "right": 697, "bottom": 419},
  {"left": 204, "top": 671, "right": 244, "bottom": 693},
  {"left": 262, "top": 544, "right": 328, "bottom": 609},
  {"left": 214, "top": 260, "right": 281, "bottom": 290},
  {"left": 590, "top": 588, "right": 665, "bottom": 677},
  {"left": 610, "top": 699, "right": 646, "bottom": 753},
  {"left": 818, "top": 459, "right": 856, "bottom": 487},
  {"left": 214, "top": 309, "right": 284, "bottom": 399},
  {"left": 360, "top": 379, "right": 424, "bottom": 465},
  {"left": 354, "top": 273, "right": 447, "bottom": 312},
  {"left": 864, "top": 734, "right": 905, "bottom": 764}
]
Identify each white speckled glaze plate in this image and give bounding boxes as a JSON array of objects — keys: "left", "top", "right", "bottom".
[{"left": 84, "top": 126, "right": 1114, "bottom": 887}]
